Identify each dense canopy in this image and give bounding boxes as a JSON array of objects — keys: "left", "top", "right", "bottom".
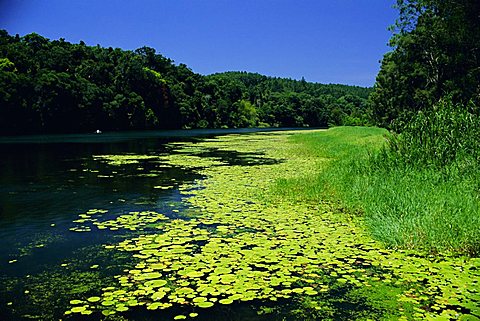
[
  {"left": 0, "top": 30, "right": 371, "bottom": 135},
  {"left": 370, "top": 0, "right": 480, "bottom": 129}
]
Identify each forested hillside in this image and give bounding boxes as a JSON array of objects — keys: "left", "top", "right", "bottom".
[{"left": 0, "top": 30, "right": 371, "bottom": 134}]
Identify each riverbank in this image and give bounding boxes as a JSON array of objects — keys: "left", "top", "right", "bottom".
[
  {"left": 78, "top": 128, "right": 477, "bottom": 320},
  {"left": 279, "top": 126, "right": 479, "bottom": 256},
  {"left": 2, "top": 128, "right": 478, "bottom": 320}
]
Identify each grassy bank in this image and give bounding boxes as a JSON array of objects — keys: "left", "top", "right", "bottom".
[
  {"left": 273, "top": 126, "right": 480, "bottom": 256},
  {"left": 53, "top": 130, "right": 478, "bottom": 320}
]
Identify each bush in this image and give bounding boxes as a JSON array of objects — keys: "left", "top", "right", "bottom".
[
  {"left": 382, "top": 98, "right": 480, "bottom": 168},
  {"left": 354, "top": 99, "right": 480, "bottom": 255}
]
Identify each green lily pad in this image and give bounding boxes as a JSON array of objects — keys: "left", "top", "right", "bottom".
[
  {"left": 87, "top": 296, "right": 101, "bottom": 303},
  {"left": 196, "top": 301, "right": 214, "bottom": 308},
  {"left": 219, "top": 298, "right": 234, "bottom": 305},
  {"left": 71, "top": 306, "right": 86, "bottom": 313},
  {"left": 69, "top": 299, "right": 83, "bottom": 305}
]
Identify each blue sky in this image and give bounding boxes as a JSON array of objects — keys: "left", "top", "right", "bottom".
[{"left": 1, "top": 0, "right": 397, "bottom": 87}]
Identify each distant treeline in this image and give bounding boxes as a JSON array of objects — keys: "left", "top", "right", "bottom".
[{"left": 0, "top": 30, "right": 371, "bottom": 135}]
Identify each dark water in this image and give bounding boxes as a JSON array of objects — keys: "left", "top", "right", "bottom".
[{"left": 0, "top": 128, "right": 305, "bottom": 321}]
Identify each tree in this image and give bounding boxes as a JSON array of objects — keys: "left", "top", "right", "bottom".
[
  {"left": 231, "top": 99, "right": 258, "bottom": 128},
  {"left": 371, "top": 0, "right": 480, "bottom": 129},
  {"left": 0, "top": 29, "right": 372, "bottom": 134}
]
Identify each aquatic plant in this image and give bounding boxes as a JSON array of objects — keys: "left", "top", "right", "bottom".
[{"left": 65, "top": 130, "right": 479, "bottom": 320}]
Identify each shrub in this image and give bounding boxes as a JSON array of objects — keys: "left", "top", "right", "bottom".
[{"left": 382, "top": 98, "right": 480, "bottom": 168}]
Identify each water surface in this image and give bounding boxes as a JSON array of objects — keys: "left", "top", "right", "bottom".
[{"left": 0, "top": 128, "right": 296, "bottom": 320}]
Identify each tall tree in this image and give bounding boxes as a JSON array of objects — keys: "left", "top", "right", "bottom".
[
  {"left": 371, "top": 0, "right": 480, "bottom": 129},
  {"left": 0, "top": 30, "right": 372, "bottom": 134}
]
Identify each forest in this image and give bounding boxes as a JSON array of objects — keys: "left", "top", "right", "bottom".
[{"left": 0, "top": 30, "right": 371, "bottom": 135}]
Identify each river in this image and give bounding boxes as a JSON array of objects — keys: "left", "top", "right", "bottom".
[
  {"left": 0, "top": 128, "right": 304, "bottom": 321},
  {"left": 1, "top": 128, "right": 478, "bottom": 321}
]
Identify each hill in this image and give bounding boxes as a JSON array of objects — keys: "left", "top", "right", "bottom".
[{"left": 0, "top": 30, "right": 371, "bottom": 134}]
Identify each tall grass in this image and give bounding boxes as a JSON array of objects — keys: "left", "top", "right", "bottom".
[
  {"left": 362, "top": 98, "right": 480, "bottom": 255},
  {"left": 380, "top": 98, "right": 480, "bottom": 168},
  {"left": 273, "top": 99, "right": 480, "bottom": 256}
]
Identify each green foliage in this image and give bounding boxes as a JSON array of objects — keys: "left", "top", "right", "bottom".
[
  {"left": 379, "top": 98, "right": 480, "bottom": 168},
  {"left": 62, "top": 131, "right": 478, "bottom": 320},
  {"left": 280, "top": 127, "right": 480, "bottom": 256},
  {"left": 359, "top": 98, "right": 480, "bottom": 255},
  {"left": 350, "top": 165, "right": 479, "bottom": 256},
  {"left": 231, "top": 99, "right": 258, "bottom": 128},
  {"left": 362, "top": 1, "right": 480, "bottom": 256},
  {"left": 206, "top": 72, "right": 372, "bottom": 128},
  {"left": 371, "top": 0, "right": 480, "bottom": 129},
  {"left": 0, "top": 57, "right": 15, "bottom": 71},
  {"left": 143, "top": 67, "right": 166, "bottom": 84},
  {"left": 0, "top": 30, "right": 371, "bottom": 134}
]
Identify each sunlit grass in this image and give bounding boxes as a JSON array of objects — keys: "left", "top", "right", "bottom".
[{"left": 273, "top": 126, "right": 480, "bottom": 256}]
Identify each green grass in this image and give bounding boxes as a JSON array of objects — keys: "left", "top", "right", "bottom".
[
  {"left": 273, "top": 126, "right": 480, "bottom": 256},
  {"left": 272, "top": 127, "right": 386, "bottom": 203}
]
